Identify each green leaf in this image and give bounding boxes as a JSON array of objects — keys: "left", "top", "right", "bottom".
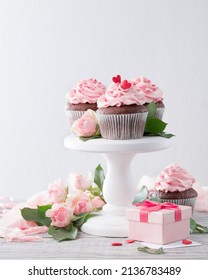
[
  {"left": 37, "top": 205, "right": 52, "bottom": 213},
  {"left": 79, "top": 134, "right": 102, "bottom": 142},
  {"left": 37, "top": 205, "right": 52, "bottom": 227},
  {"left": 21, "top": 205, "right": 52, "bottom": 227},
  {"left": 73, "top": 212, "right": 97, "bottom": 229},
  {"left": 190, "top": 218, "right": 197, "bottom": 232},
  {"left": 21, "top": 208, "right": 41, "bottom": 225},
  {"left": 157, "top": 132, "right": 175, "bottom": 139},
  {"left": 137, "top": 245, "right": 164, "bottom": 254},
  {"left": 93, "top": 164, "right": 105, "bottom": 191},
  {"left": 145, "top": 118, "right": 167, "bottom": 134},
  {"left": 149, "top": 197, "right": 163, "bottom": 202},
  {"left": 146, "top": 101, "right": 157, "bottom": 120},
  {"left": 190, "top": 218, "right": 208, "bottom": 233},
  {"left": 48, "top": 225, "right": 78, "bottom": 242},
  {"left": 132, "top": 186, "right": 148, "bottom": 204}
]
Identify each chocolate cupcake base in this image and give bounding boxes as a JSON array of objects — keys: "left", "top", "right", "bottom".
[{"left": 151, "top": 188, "right": 198, "bottom": 211}]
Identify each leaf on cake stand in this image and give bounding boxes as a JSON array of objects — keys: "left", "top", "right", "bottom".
[{"left": 132, "top": 186, "right": 148, "bottom": 204}]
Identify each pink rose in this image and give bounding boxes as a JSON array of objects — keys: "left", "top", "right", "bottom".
[
  {"left": 74, "top": 198, "right": 93, "bottom": 215},
  {"left": 68, "top": 173, "right": 92, "bottom": 191},
  {"left": 71, "top": 109, "right": 98, "bottom": 137},
  {"left": 66, "top": 192, "right": 93, "bottom": 215},
  {"left": 48, "top": 179, "right": 67, "bottom": 203},
  {"left": 91, "top": 196, "right": 105, "bottom": 209},
  {"left": 46, "top": 203, "right": 73, "bottom": 228}
]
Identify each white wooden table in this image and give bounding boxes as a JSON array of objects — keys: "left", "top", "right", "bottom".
[{"left": 0, "top": 212, "right": 207, "bottom": 260}]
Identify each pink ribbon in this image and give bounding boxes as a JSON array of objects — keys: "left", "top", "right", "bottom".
[{"left": 134, "top": 200, "right": 182, "bottom": 223}]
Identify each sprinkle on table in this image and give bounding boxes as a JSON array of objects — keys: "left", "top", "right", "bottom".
[
  {"left": 125, "top": 239, "right": 135, "bottom": 244},
  {"left": 182, "top": 239, "right": 193, "bottom": 245},
  {"left": 111, "top": 242, "right": 123, "bottom": 246}
]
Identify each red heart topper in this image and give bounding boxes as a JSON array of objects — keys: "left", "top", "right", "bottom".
[
  {"left": 112, "top": 75, "right": 121, "bottom": 83},
  {"left": 121, "top": 79, "right": 132, "bottom": 90}
]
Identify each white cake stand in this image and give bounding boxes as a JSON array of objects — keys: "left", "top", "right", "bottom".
[{"left": 64, "top": 136, "right": 172, "bottom": 237}]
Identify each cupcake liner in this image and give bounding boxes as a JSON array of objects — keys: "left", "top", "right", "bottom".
[
  {"left": 155, "top": 107, "right": 165, "bottom": 120},
  {"left": 65, "top": 110, "right": 85, "bottom": 128},
  {"left": 97, "top": 112, "right": 148, "bottom": 140}
]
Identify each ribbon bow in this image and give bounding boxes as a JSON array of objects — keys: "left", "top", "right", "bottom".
[{"left": 134, "top": 200, "right": 182, "bottom": 223}]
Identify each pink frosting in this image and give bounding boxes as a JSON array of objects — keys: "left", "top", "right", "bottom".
[
  {"left": 66, "top": 78, "right": 106, "bottom": 104},
  {"left": 133, "top": 76, "right": 164, "bottom": 103},
  {"left": 154, "top": 164, "right": 196, "bottom": 193},
  {"left": 97, "top": 82, "right": 145, "bottom": 108}
]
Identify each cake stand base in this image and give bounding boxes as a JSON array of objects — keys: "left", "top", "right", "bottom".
[
  {"left": 81, "top": 213, "right": 128, "bottom": 237},
  {"left": 64, "top": 136, "right": 172, "bottom": 237}
]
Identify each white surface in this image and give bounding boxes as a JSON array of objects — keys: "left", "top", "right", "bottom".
[
  {"left": 140, "top": 240, "right": 201, "bottom": 249},
  {"left": 0, "top": 0, "right": 208, "bottom": 199},
  {"left": 65, "top": 136, "right": 170, "bottom": 237}
]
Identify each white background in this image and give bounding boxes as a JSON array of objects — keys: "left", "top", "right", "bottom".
[{"left": 0, "top": 0, "right": 208, "bottom": 200}]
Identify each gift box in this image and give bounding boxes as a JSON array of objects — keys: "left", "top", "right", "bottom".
[{"left": 126, "top": 200, "right": 192, "bottom": 244}]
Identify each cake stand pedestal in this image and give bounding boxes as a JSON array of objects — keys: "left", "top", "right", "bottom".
[{"left": 64, "top": 136, "right": 171, "bottom": 237}]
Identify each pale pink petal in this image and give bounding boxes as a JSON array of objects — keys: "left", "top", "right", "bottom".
[
  {"left": 0, "top": 203, "right": 29, "bottom": 230},
  {"left": 21, "top": 226, "right": 48, "bottom": 235},
  {"left": 194, "top": 186, "right": 208, "bottom": 212},
  {"left": 2, "top": 230, "right": 43, "bottom": 242},
  {"left": 27, "top": 191, "right": 51, "bottom": 206}
]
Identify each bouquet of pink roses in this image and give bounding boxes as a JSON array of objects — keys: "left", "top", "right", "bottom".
[{"left": 21, "top": 165, "right": 105, "bottom": 241}]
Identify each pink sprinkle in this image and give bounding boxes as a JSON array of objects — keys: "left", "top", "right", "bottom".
[
  {"left": 125, "top": 239, "right": 135, "bottom": 244},
  {"left": 111, "top": 242, "right": 122, "bottom": 246},
  {"left": 182, "top": 239, "right": 192, "bottom": 245},
  {"left": 143, "top": 77, "right": 151, "bottom": 83}
]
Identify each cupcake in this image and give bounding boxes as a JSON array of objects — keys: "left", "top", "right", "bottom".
[
  {"left": 150, "top": 164, "right": 198, "bottom": 210},
  {"left": 96, "top": 75, "right": 148, "bottom": 140},
  {"left": 65, "top": 78, "right": 106, "bottom": 127},
  {"left": 133, "top": 76, "right": 165, "bottom": 119}
]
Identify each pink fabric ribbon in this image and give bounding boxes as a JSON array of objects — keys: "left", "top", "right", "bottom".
[{"left": 134, "top": 200, "right": 182, "bottom": 223}]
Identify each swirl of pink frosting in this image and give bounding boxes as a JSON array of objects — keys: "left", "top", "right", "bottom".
[
  {"left": 154, "top": 164, "right": 196, "bottom": 192},
  {"left": 133, "top": 76, "right": 164, "bottom": 103},
  {"left": 66, "top": 78, "right": 106, "bottom": 104},
  {"left": 97, "top": 82, "right": 145, "bottom": 108}
]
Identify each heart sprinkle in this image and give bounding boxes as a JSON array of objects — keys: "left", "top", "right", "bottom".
[
  {"left": 112, "top": 75, "right": 121, "bottom": 84},
  {"left": 182, "top": 239, "right": 193, "bottom": 245},
  {"left": 111, "top": 242, "right": 123, "bottom": 246},
  {"left": 121, "top": 79, "right": 131, "bottom": 90}
]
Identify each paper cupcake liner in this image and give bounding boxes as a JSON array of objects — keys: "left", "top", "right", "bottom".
[
  {"left": 97, "top": 112, "right": 148, "bottom": 140},
  {"left": 155, "top": 107, "right": 165, "bottom": 120},
  {"left": 65, "top": 110, "right": 85, "bottom": 128}
]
